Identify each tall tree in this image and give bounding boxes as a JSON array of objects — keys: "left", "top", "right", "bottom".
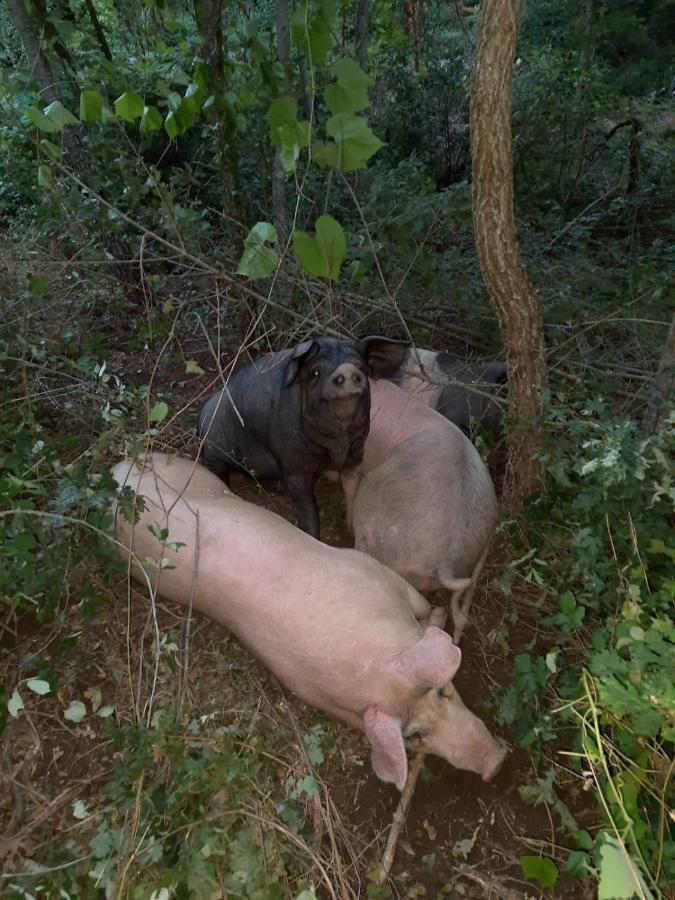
[
  {"left": 354, "top": 0, "right": 370, "bottom": 71},
  {"left": 470, "top": 0, "right": 548, "bottom": 509},
  {"left": 6, "top": 0, "right": 135, "bottom": 288},
  {"left": 272, "top": 0, "right": 290, "bottom": 247}
]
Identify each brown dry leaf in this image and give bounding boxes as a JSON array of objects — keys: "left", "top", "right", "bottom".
[{"left": 422, "top": 818, "right": 437, "bottom": 841}]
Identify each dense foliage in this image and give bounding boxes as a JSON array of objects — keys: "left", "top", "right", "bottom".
[{"left": 1, "top": 0, "right": 673, "bottom": 896}]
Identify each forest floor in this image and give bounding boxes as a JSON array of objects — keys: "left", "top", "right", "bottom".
[{"left": 0, "top": 329, "right": 601, "bottom": 898}]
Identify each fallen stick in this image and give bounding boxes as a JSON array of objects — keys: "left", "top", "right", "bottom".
[{"left": 376, "top": 748, "right": 427, "bottom": 884}]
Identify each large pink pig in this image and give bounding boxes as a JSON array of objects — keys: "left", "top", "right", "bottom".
[
  {"left": 340, "top": 379, "right": 499, "bottom": 642},
  {"left": 112, "top": 454, "right": 506, "bottom": 790}
]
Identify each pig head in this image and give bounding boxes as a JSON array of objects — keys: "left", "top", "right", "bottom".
[
  {"left": 198, "top": 335, "right": 407, "bottom": 539},
  {"left": 364, "top": 621, "right": 506, "bottom": 789}
]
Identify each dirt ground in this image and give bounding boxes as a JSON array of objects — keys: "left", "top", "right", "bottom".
[{"left": 0, "top": 337, "right": 600, "bottom": 897}]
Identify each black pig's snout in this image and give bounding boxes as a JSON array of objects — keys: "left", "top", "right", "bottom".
[
  {"left": 323, "top": 363, "right": 367, "bottom": 400},
  {"left": 334, "top": 371, "right": 363, "bottom": 388}
]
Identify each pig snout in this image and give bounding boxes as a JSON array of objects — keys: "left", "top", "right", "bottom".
[
  {"left": 323, "top": 363, "right": 366, "bottom": 400},
  {"left": 481, "top": 742, "right": 508, "bottom": 782}
]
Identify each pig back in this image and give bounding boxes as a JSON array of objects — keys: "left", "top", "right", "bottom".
[
  {"left": 353, "top": 428, "right": 498, "bottom": 582},
  {"left": 112, "top": 455, "right": 427, "bottom": 723}
]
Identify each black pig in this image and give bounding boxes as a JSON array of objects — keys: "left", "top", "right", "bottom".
[{"left": 197, "top": 336, "right": 407, "bottom": 538}]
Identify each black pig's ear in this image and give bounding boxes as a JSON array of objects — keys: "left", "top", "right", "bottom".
[
  {"left": 283, "top": 339, "right": 320, "bottom": 387},
  {"left": 482, "top": 361, "right": 508, "bottom": 384},
  {"left": 357, "top": 336, "right": 409, "bottom": 379}
]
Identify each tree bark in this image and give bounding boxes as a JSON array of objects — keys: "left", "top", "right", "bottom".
[
  {"left": 82, "top": 0, "right": 113, "bottom": 61},
  {"left": 354, "top": 0, "right": 370, "bottom": 71},
  {"left": 470, "top": 0, "right": 548, "bottom": 509}
]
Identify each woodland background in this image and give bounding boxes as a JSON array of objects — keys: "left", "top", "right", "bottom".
[{"left": 0, "top": 0, "right": 673, "bottom": 897}]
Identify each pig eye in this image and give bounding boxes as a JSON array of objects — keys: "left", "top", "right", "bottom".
[{"left": 310, "top": 367, "right": 321, "bottom": 378}]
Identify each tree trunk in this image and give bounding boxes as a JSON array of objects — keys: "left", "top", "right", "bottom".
[
  {"left": 354, "top": 0, "right": 370, "bottom": 71},
  {"left": 470, "top": 0, "right": 548, "bottom": 509},
  {"left": 82, "top": 0, "right": 113, "bottom": 61},
  {"left": 645, "top": 313, "right": 675, "bottom": 433},
  {"left": 272, "top": 0, "right": 290, "bottom": 247},
  {"left": 7, "top": 0, "right": 137, "bottom": 289}
]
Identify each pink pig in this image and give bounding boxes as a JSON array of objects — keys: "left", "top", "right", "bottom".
[
  {"left": 339, "top": 379, "right": 499, "bottom": 642},
  {"left": 112, "top": 454, "right": 506, "bottom": 790}
]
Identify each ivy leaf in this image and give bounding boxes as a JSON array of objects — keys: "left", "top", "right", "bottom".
[
  {"left": 520, "top": 856, "right": 559, "bottom": 889},
  {"left": 164, "top": 111, "right": 179, "bottom": 139},
  {"left": 64, "top": 700, "right": 87, "bottom": 723},
  {"left": 265, "top": 97, "right": 310, "bottom": 174},
  {"left": 79, "top": 89, "right": 103, "bottom": 123},
  {"left": 236, "top": 222, "right": 279, "bottom": 280},
  {"left": 27, "top": 678, "right": 51, "bottom": 695},
  {"left": 324, "top": 58, "right": 371, "bottom": 115},
  {"left": 25, "top": 106, "right": 59, "bottom": 133},
  {"left": 72, "top": 799, "right": 89, "bottom": 820},
  {"left": 185, "top": 359, "right": 204, "bottom": 375},
  {"left": 149, "top": 401, "right": 169, "bottom": 423},
  {"left": 8, "top": 689, "right": 24, "bottom": 718},
  {"left": 140, "top": 105, "right": 163, "bottom": 134},
  {"left": 293, "top": 215, "right": 346, "bottom": 281},
  {"left": 114, "top": 91, "right": 144, "bottom": 123},
  {"left": 319, "top": 113, "right": 383, "bottom": 171},
  {"left": 43, "top": 100, "right": 78, "bottom": 129},
  {"left": 598, "top": 835, "right": 653, "bottom": 899}
]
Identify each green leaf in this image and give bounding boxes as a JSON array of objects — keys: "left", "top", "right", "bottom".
[
  {"left": 79, "top": 89, "right": 103, "bottom": 123},
  {"left": 25, "top": 105, "right": 59, "bottom": 133},
  {"left": 320, "top": 113, "right": 383, "bottom": 171},
  {"left": 72, "top": 799, "right": 89, "bottom": 820},
  {"left": 114, "top": 91, "right": 144, "bottom": 122},
  {"left": 39, "top": 139, "right": 62, "bottom": 160},
  {"left": 27, "top": 678, "right": 51, "bottom": 695},
  {"left": 149, "top": 401, "right": 169, "bottom": 423},
  {"left": 265, "top": 97, "right": 310, "bottom": 174},
  {"left": 64, "top": 700, "right": 87, "bottom": 723},
  {"left": 325, "top": 57, "right": 371, "bottom": 115},
  {"left": 43, "top": 100, "right": 78, "bottom": 129},
  {"left": 185, "top": 359, "right": 205, "bottom": 375},
  {"left": 37, "top": 165, "right": 52, "bottom": 188},
  {"left": 164, "top": 111, "right": 179, "bottom": 139},
  {"left": 292, "top": 215, "right": 346, "bottom": 281},
  {"left": 598, "top": 835, "right": 653, "bottom": 899},
  {"left": 97, "top": 705, "right": 114, "bottom": 718},
  {"left": 8, "top": 689, "right": 24, "bottom": 718},
  {"left": 236, "top": 221, "right": 279, "bottom": 280},
  {"left": 291, "top": 0, "right": 335, "bottom": 67},
  {"left": 140, "top": 105, "right": 163, "bottom": 134},
  {"left": 520, "top": 856, "right": 559, "bottom": 890}
]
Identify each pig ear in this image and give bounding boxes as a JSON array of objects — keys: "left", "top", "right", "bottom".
[
  {"left": 394, "top": 626, "right": 462, "bottom": 689},
  {"left": 283, "top": 339, "right": 319, "bottom": 387},
  {"left": 482, "top": 361, "right": 508, "bottom": 384},
  {"left": 363, "top": 707, "right": 408, "bottom": 791},
  {"left": 357, "top": 336, "right": 409, "bottom": 379}
]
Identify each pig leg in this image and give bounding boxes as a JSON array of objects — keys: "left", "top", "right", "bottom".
[
  {"left": 450, "top": 541, "right": 491, "bottom": 644},
  {"left": 285, "top": 471, "right": 320, "bottom": 538},
  {"left": 340, "top": 469, "right": 362, "bottom": 533}
]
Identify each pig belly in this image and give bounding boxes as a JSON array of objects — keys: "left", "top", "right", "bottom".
[{"left": 352, "top": 433, "right": 497, "bottom": 588}]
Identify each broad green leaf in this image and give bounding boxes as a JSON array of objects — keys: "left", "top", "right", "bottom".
[
  {"left": 236, "top": 222, "right": 279, "bottom": 280},
  {"left": 27, "top": 678, "right": 51, "bottom": 695},
  {"left": 140, "top": 105, "right": 162, "bottom": 134},
  {"left": 324, "top": 58, "right": 371, "bottom": 115},
  {"left": 43, "top": 100, "right": 78, "bottom": 129},
  {"left": 39, "top": 139, "right": 62, "bottom": 160},
  {"left": 37, "top": 165, "right": 52, "bottom": 188},
  {"left": 265, "top": 97, "right": 310, "bottom": 174},
  {"left": 291, "top": 0, "right": 335, "bottom": 67},
  {"left": 164, "top": 111, "right": 179, "bottom": 139},
  {"left": 79, "top": 89, "right": 103, "bottom": 123},
  {"left": 292, "top": 215, "right": 346, "bottom": 281},
  {"left": 25, "top": 105, "right": 59, "bottom": 133},
  {"left": 64, "top": 699, "right": 87, "bottom": 723},
  {"left": 114, "top": 91, "right": 144, "bottom": 122},
  {"left": 520, "top": 856, "right": 559, "bottom": 889},
  {"left": 185, "top": 359, "right": 205, "bottom": 375},
  {"left": 8, "top": 689, "right": 24, "bottom": 717},
  {"left": 598, "top": 835, "right": 653, "bottom": 899},
  {"left": 320, "top": 113, "right": 383, "bottom": 171},
  {"left": 97, "top": 705, "right": 114, "bottom": 718},
  {"left": 149, "top": 401, "right": 169, "bottom": 423}
]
